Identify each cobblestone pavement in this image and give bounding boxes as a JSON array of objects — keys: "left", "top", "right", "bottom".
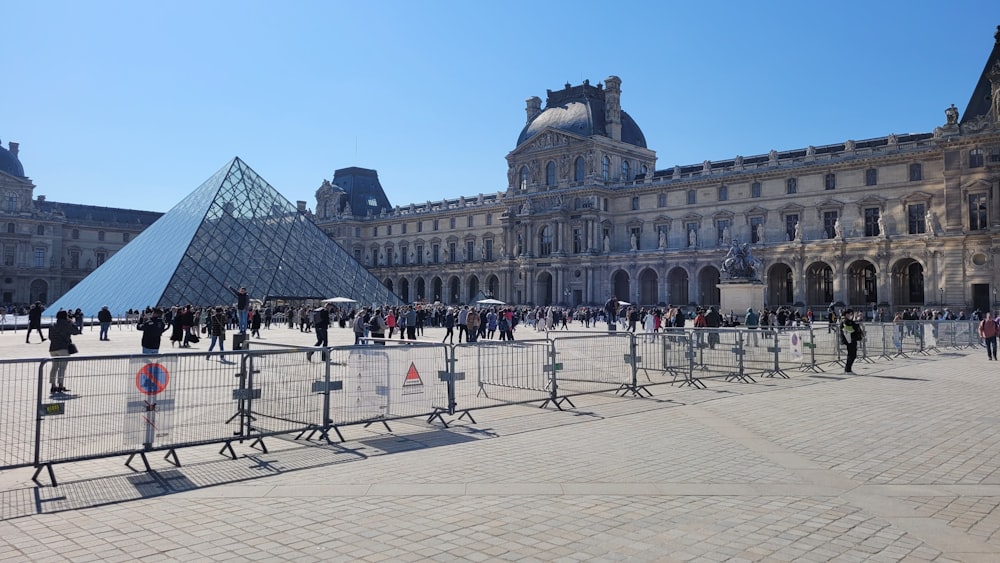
[{"left": 0, "top": 324, "right": 999, "bottom": 561}]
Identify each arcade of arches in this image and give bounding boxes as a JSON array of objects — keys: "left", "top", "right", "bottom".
[{"left": 378, "top": 261, "right": 930, "bottom": 310}]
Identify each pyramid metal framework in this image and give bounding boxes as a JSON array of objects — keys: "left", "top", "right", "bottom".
[{"left": 49, "top": 158, "right": 402, "bottom": 314}]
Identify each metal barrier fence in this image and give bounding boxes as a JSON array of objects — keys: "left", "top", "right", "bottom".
[{"left": 4, "top": 320, "right": 983, "bottom": 486}]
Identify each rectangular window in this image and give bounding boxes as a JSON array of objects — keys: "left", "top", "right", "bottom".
[
  {"left": 687, "top": 190, "right": 696, "bottom": 205},
  {"left": 573, "top": 228, "right": 583, "bottom": 253},
  {"left": 823, "top": 211, "right": 838, "bottom": 239},
  {"left": 387, "top": 225, "right": 392, "bottom": 236},
  {"left": 486, "top": 213, "right": 493, "bottom": 226},
  {"left": 401, "top": 246, "right": 408, "bottom": 266},
  {"left": 467, "top": 216, "right": 474, "bottom": 228},
  {"left": 34, "top": 248, "right": 45, "bottom": 268},
  {"left": 716, "top": 219, "right": 730, "bottom": 245},
  {"left": 907, "top": 204, "right": 926, "bottom": 235},
  {"left": 70, "top": 250, "right": 80, "bottom": 269},
  {"left": 416, "top": 244, "right": 424, "bottom": 265},
  {"left": 385, "top": 248, "right": 394, "bottom": 265},
  {"left": 909, "top": 163, "right": 922, "bottom": 182},
  {"left": 373, "top": 226, "right": 378, "bottom": 237},
  {"left": 354, "top": 249, "right": 362, "bottom": 262},
  {"left": 417, "top": 222, "right": 423, "bottom": 233},
  {"left": 970, "top": 149, "right": 985, "bottom": 168},
  {"left": 751, "top": 182, "right": 761, "bottom": 198},
  {"left": 825, "top": 173, "right": 836, "bottom": 190},
  {"left": 96, "top": 251, "right": 106, "bottom": 267},
  {"left": 2, "top": 245, "right": 13, "bottom": 266},
  {"left": 402, "top": 223, "right": 407, "bottom": 234},
  {"left": 433, "top": 220, "right": 439, "bottom": 231},
  {"left": 750, "top": 217, "right": 764, "bottom": 243},
  {"left": 466, "top": 241, "right": 475, "bottom": 262},
  {"left": 485, "top": 239, "right": 494, "bottom": 261},
  {"left": 629, "top": 227, "right": 641, "bottom": 250},
  {"left": 432, "top": 244, "right": 440, "bottom": 263},
  {"left": 969, "top": 193, "right": 988, "bottom": 231},
  {"left": 657, "top": 193, "right": 667, "bottom": 208},
  {"left": 450, "top": 217, "right": 456, "bottom": 229},
  {"left": 448, "top": 242, "right": 456, "bottom": 262},
  {"left": 864, "top": 208, "right": 880, "bottom": 237},
  {"left": 785, "top": 214, "right": 799, "bottom": 241},
  {"left": 865, "top": 168, "right": 878, "bottom": 186},
  {"left": 354, "top": 227, "right": 361, "bottom": 237}
]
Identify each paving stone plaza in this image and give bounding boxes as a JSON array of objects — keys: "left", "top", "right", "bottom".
[{"left": 0, "top": 322, "right": 998, "bottom": 561}]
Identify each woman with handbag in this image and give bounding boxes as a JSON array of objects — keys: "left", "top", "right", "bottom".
[{"left": 49, "top": 309, "right": 79, "bottom": 395}]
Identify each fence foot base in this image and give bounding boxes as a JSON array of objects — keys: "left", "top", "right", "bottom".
[
  {"left": 617, "top": 383, "right": 652, "bottom": 398},
  {"left": 457, "top": 410, "right": 477, "bottom": 424},
  {"left": 364, "top": 419, "right": 392, "bottom": 433},
  {"left": 164, "top": 448, "right": 181, "bottom": 468},
  {"left": 799, "top": 364, "right": 824, "bottom": 373},
  {"left": 677, "top": 376, "right": 707, "bottom": 389},
  {"left": 427, "top": 409, "right": 449, "bottom": 428},
  {"left": 125, "top": 451, "right": 151, "bottom": 473},
  {"left": 249, "top": 436, "right": 268, "bottom": 453},
  {"left": 860, "top": 357, "right": 877, "bottom": 364},
  {"left": 765, "top": 370, "right": 789, "bottom": 379},
  {"left": 540, "top": 396, "right": 575, "bottom": 410},
  {"left": 218, "top": 441, "right": 237, "bottom": 459},
  {"left": 31, "top": 463, "right": 56, "bottom": 487},
  {"left": 726, "top": 373, "right": 756, "bottom": 383}
]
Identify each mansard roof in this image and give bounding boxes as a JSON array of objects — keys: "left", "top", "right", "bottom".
[{"left": 961, "top": 25, "right": 1000, "bottom": 124}]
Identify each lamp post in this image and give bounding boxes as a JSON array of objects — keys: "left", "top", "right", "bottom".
[{"left": 563, "top": 288, "right": 572, "bottom": 306}]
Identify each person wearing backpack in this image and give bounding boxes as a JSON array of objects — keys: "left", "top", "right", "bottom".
[{"left": 978, "top": 311, "right": 998, "bottom": 361}]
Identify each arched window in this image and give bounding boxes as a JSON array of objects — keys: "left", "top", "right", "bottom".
[
  {"left": 601, "top": 156, "right": 610, "bottom": 181},
  {"left": 574, "top": 157, "right": 585, "bottom": 182},
  {"left": 545, "top": 161, "right": 556, "bottom": 186},
  {"left": 718, "top": 185, "right": 728, "bottom": 201},
  {"left": 519, "top": 166, "right": 529, "bottom": 190},
  {"left": 622, "top": 160, "right": 630, "bottom": 181},
  {"left": 640, "top": 164, "right": 648, "bottom": 177},
  {"left": 539, "top": 226, "right": 553, "bottom": 256}
]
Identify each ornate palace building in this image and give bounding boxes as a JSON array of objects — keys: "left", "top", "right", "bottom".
[
  {"left": 313, "top": 27, "right": 1000, "bottom": 314},
  {"left": 0, "top": 140, "right": 162, "bottom": 306}
]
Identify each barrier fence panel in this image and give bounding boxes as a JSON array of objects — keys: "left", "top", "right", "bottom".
[
  {"left": 1, "top": 359, "right": 45, "bottom": 469},
  {"left": 35, "top": 352, "right": 245, "bottom": 473},
  {"left": 634, "top": 331, "right": 686, "bottom": 387},
  {"left": 549, "top": 333, "right": 634, "bottom": 397},
  {"left": 772, "top": 327, "right": 815, "bottom": 376},
  {"left": 452, "top": 340, "right": 553, "bottom": 412},
  {"left": 811, "top": 324, "right": 845, "bottom": 366},
  {"left": 330, "top": 342, "right": 450, "bottom": 428},
  {"left": 687, "top": 328, "right": 753, "bottom": 382},
  {"left": 244, "top": 348, "right": 331, "bottom": 440}
]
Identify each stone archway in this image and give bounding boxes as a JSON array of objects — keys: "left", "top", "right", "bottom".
[
  {"left": 667, "top": 267, "right": 689, "bottom": 306},
  {"left": 29, "top": 279, "right": 48, "bottom": 305},
  {"left": 767, "top": 263, "right": 793, "bottom": 306},
  {"left": 638, "top": 268, "right": 658, "bottom": 305},
  {"left": 485, "top": 275, "right": 500, "bottom": 300},
  {"left": 398, "top": 278, "right": 410, "bottom": 303},
  {"left": 536, "top": 272, "right": 553, "bottom": 305},
  {"left": 467, "top": 275, "right": 480, "bottom": 303},
  {"left": 698, "top": 267, "right": 720, "bottom": 307},
  {"left": 847, "top": 260, "right": 878, "bottom": 308},
  {"left": 892, "top": 258, "right": 925, "bottom": 307},
  {"left": 383, "top": 278, "right": 394, "bottom": 293},
  {"left": 805, "top": 261, "right": 833, "bottom": 307},
  {"left": 612, "top": 270, "right": 630, "bottom": 302},
  {"left": 416, "top": 278, "right": 426, "bottom": 302},
  {"left": 449, "top": 277, "right": 461, "bottom": 305}
]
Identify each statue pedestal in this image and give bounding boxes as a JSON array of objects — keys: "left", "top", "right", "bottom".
[{"left": 717, "top": 281, "right": 766, "bottom": 317}]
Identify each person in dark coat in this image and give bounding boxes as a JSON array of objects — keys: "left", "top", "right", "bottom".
[
  {"left": 48, "top": 310, "right": 78, "bottom": 394},
  {"left": 26, "top": 301, "right": 45, "bottom": 344},
  {"left": 138, "top": 308, "right": 168, "bottom": 354},
  {"left": 97, "top": 306, "right": 113, "bottom": 341}
]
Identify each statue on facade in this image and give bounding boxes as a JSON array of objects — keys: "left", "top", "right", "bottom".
[
  {"left": 833, "top": 218, "right": 844, "bottom": 240},
  {"left": 768, "top": 150, "right": 779, "bottom": 164},
  {"left": 755, "top": 223, "right": 765, "bottom": 244},
  {"left": 844, "top": 139, "right": 856, "bottom": 151},
  {"left": 721, "top": 226, "right": 731, "bottom": 245},
  {"left": 794, "top": 221, "right": 803, "bottom": 242},
  {"left": 603, "top": 234, "right": 611, "bottom": 253},
  {"left": 945, "top": 104, "right": 959, "bottom": 126},
  {"left": 734, "top": 155, "right": 743, "bottom": 167},
  {"left": 925, "top": 209, "right": 938, "bottom": 236},
  {"left": 630, "top": 232, "right": 637, "bottom": 251},
  {"left": 877, "top": 214, "right": 886, "bottom": 238},
  {"left": 721, "top": 239, "right": 762, "bottom": 280},
  {"left": 658, "top": 229, "right": 667, "bottom": 250},
  {"left": 806, "top": 145, "right": 816, "bottom": 156},
  {"left": 688, "top": 229, "right": 697, "bottom": 248}
]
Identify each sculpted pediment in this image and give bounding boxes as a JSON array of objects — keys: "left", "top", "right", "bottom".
[{"left": 511, "top": 128, "right": 585, "bottom": 155}]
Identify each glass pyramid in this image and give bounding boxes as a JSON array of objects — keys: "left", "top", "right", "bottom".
[{"left": 49, "top": 158, "right": 401, "bottom": 314}]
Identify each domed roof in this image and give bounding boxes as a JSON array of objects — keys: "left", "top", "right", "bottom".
[
  {"left": 516, "top": 81, "right": 647, "bottom": 148},
  {"left": 0, "top": 140, "right": 25, "bottom": 178}
]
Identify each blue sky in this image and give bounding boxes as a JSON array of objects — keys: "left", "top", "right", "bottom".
[{"left": 3, "top": 1, "right": 999, "bottom": 213}]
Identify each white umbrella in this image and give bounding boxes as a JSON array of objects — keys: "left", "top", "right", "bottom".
[
  {"left": 476, "top": 298, "right": 506, "bottom": 305},
  {"left": 322, "top": 297, "right": 357, "bottom": 304},
  {"left": 618, "top": 301, "right": 632, "bottom": 306}
]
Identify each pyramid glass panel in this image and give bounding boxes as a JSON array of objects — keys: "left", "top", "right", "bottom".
[{"left": 49, "top": 158, "right": 401, "bottom": 315}]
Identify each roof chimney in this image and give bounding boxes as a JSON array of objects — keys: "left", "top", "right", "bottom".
[
  {"left": 525, "top": 96, "right": 542, "bottom": 124},
  {"left": 8, "top": 142, "right": 18, "bottom": 157},
  {"left": 36, "top": 195, "right": 45, "bottom": 202},
  {"left": 604, "top": 76, "right": 622, "bottom": 141},
  {"left": 296, "top": 200, "right": 307, "bottom": 212}
]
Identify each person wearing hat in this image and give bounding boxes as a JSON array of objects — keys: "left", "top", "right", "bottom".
[
  {"left": 97, "top": 305, "right": 113, "bottom": 341},
  {"left": 26, "top": 301, "right": 45, "bottom": 344}
]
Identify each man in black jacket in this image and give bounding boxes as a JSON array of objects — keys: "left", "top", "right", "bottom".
[
  {"left": 26, "top": 301, "right": 45, "bottom": 343},
  {"left": 98, "top": 306, "right": 113, "bottom": 341},
  {"left": 229, "top": 286, "right": 249, "bottom": 336},
  {"left": 138, "top": 308, "right": 168, "bottom": 354}
]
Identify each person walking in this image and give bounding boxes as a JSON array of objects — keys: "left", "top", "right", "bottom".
[
  {"left": 207, "top": 307, "right": 228, "bottom": 360},
  {"left": 442, "top": 308, "right": 455, "bottom": 344},
  {"left": 48, "top": 310, "right": 78, "bottom": 394},
  {"left": 138, "top": 308, "right": 168, "bottom": 355},
  {"left": 840, "top": 309, "right": 864, "bottom": 374},
  {"left": 26, "top": 301, "right": 45, "bottom": 343},
  {"left": 98, "top": 305, "right": 113, "bottom": 341},
  {"left": 979, "top": 311, "right": 998, "bottom": 361}
]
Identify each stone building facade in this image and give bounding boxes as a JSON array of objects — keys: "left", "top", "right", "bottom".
[
  {"left": 0, "top": 141, "right": 162, "bottom": 307},
  {"left": 312, "top": 27, "right": 1000, "bottom": 315}
]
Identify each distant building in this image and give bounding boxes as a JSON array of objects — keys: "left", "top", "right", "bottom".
[
  {"left": 313, "top": 26, "right": 1000, "bottom": 314},
  {"left": 0, "top": 141, "right": 161, "bottom": 307}
]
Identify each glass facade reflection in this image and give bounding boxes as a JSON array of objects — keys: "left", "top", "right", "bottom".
[{"left": 48, "top": 158, "right": 401, "bottom": 314}]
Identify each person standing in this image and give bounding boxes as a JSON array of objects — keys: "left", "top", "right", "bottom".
[
  {"left": 745, "top": 308, "right": 760, "bottom": 346},
  {"left": 840, "top": 309, "right": 864, "bottom": 374},
  {"left": 229, "top": 286, "right": 249, "bottom": 335},
  {"left": 250, "top": 306, "right": 262, "bottom": 338},
  {"left": 979, "top": 311, "right": 998, "bottom": 361},
  {"left": 97, "top": 305, "right": 113, "bottom": 341},
  {"left": 26, "top": 301, "right": 45, "bottom": 343},
  {"left": 604, "top": 296, "right": 619, "bottom": 332},
  {"left": 442, "top": 308, "right": 455, "bottom": 344},
  {"left": 457, "top": 307, "right": 469, "bottom": 343},
  {"left": 405, "top": 306, "right": 418, "bottom": 340},
  {"left": 138, "top": 308, "right": 168, "bottom": 354},
  {"left": 466, "top": 307, "right": 481, "bottom": 343},
  {"left": 48, "top": 310, "right": 78, "bottom": 394},
  {"left": 207, "top": 307, "right": 227, "bottom": 360}
]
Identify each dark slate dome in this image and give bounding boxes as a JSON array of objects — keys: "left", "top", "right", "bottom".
[
  {"left": 516, "top": 81, "right": 647, "bottom": 149},
  {"left": 0, "top": 140, "right": 25, "bottom": 178}
]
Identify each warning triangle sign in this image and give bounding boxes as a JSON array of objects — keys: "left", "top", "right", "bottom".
[{"left": 403, "top": 363, "right": 423, "bottom": 387}]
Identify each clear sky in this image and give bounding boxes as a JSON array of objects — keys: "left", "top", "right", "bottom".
[{"left": 3, "top": 1, "right": 999, "bottom": 213}]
